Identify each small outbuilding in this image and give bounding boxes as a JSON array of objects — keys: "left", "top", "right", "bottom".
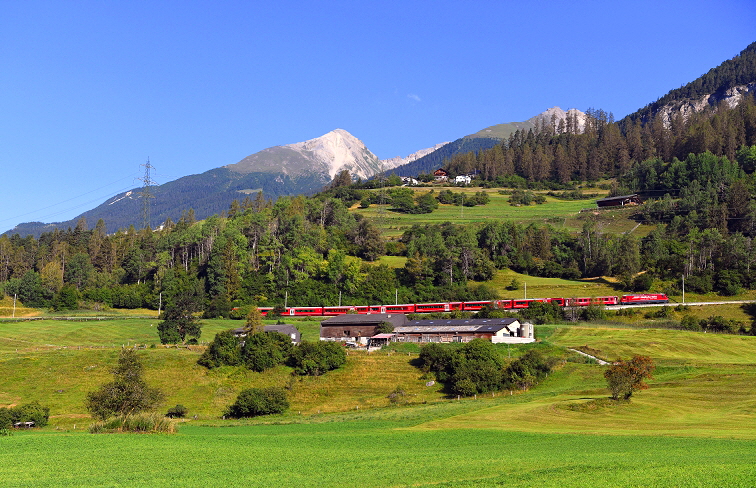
[
  {"left": 367, "top": 333, "right": 396, "bottom": 348},
  {"left": 596, "top": 194, "right": 642, "bottom": 208}
]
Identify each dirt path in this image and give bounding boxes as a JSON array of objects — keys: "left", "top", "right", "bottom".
[{"left": 568, "top": 348, "right": 608, "bottom": 365}]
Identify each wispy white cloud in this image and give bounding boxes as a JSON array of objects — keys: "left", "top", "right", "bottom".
[{"left": 407, "top": 93, "right": 421, "bottom": 102}]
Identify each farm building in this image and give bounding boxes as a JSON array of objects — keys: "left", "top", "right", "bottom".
[
  {"left": 596, "top": 194, "right": 642, "bottom": 208},
  {"left": 454, "top": 175, "right": 472, "bottom": 185},
  {"left": 393, "top": 318, "right": 533, "bottom": 344},
  {"left": 232, "top": 325, "right": 301, "bottom": 344},
  {"left": 322, "top": 316, "right": 534, "bottom": 345},
  {"left": 320, "top": 314, "right": 408, "bottom": 344}
]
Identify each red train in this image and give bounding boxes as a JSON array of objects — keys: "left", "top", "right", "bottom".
[{"left": 244, "top": 294, "right": 669, "bottom": 317}]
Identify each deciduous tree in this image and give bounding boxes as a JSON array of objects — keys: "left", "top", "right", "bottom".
[
  {"left": 604, "top": 355, "right": 655, "bottom": 400},
  {"left": 85, "top": 349, "right": 164, "bottom": 420}
]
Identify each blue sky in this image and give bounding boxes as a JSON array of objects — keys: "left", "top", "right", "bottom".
[{"left": 1, "top": 0, "right": 755, "bottom": 231}]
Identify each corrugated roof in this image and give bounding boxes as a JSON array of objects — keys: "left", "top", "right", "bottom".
[
  {"left": 395, "top": 324, "right": 509, "bottom": 333},
  {"left": 406, "top": 318, "right": 518, "bottom": 327},
  {"left": 321, "top": 314, "right": 408, "bottom": 326}
]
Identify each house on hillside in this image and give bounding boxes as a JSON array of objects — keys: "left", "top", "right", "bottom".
[
  {"left": 596, "top": 194, "right": 642, "bottom": 208},
  {"left": 320, "top": 314, "right": 408, "bottom": 345},
  {"left": 433, "top": 169, "right": 448, "bottom": 182}
]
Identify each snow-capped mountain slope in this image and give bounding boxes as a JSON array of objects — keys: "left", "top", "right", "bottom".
[
  {"left": 226, "top": 129, "right": 388, "bottom": 180},
  {"left": 381, "top": 142, "right": 450, "bottom": 169}
]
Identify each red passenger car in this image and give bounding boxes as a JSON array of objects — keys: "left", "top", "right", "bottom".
[
  {"left": 461, "top": 301, "right": 493, "bottom": 311},
  {"left": 286, "top": 307, "right": 324, "bottom": 316},
  {"left": 415, "top": 302, "right": 453, "bottom": 313},
  {"left": 322, "top": 306, "right": 356, "bottom": 316},
  {"left": 512, "top": 298, "right": 547, "bottom": 309},
  {"left": 383, "top": 304, "right": 417, "bottom": 314}
]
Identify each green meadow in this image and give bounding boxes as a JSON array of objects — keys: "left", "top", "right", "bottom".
[
  {"left": 2, "top": 423, "right": 756, "bottom": 487},
  {"left": 3, "top": 319, "right": 756, "bottom": 486},
  {"left": 351, "top": 187, "right": 649, "bottom": 237}
]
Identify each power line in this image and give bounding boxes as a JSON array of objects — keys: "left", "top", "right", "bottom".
[
  {"left": 139, "top": 159, "right": 156, "bottom": 230},
  {"left": 0, "top": 174, "right": 140, "bottom": 225}
]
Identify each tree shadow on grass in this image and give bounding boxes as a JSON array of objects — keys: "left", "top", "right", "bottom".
[{"left": 741, "top": 303, "right": 756, "bottom": 323}]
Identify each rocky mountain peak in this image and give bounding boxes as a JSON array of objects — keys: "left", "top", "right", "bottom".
[
  {"left": 655, "top": 82, "right": 756, "bottom": 128},
  {"left": 226, "top": 128, "right": 388, "bottom": 180},
  {"left": 381, "top": 142, "right": 450, "bottom": 169},
  {"left": 533, "top": 106, "right": 587, "bottom": 132}
]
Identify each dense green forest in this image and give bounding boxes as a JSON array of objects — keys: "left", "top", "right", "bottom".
[
  {"left": 2, "top": 134, "right": 756, "bottom": 315},
  {"left": 3, "top": 59, "right": 756, "bottom": 313},
  {"left": 441, "top": 96, "right": 756, "bottom": 184}
]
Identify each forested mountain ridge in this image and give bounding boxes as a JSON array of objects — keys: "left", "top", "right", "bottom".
[
  {"left": 469, "top": 107, "right": 588, "bottom": 139},
  {"left": 5, "top": 129, "right": 394, "bottom": 238},
  {"left": 391, "top": 107, "right": 588, "bottom": 177}
]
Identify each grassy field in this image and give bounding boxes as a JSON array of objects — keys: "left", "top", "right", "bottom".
[
  {"left": 351, "top": 187, "right": 644, "bottom": 238},
  {"left": 478, "top": 269, "right": 621, "bottom": 298},
  {"left": 0, "top": 317, "right": 324, "bottom": 353},
  {"left": 2, "top": 423, "right": 756, "bottom": 487},
  {"left": 4, "top": 319, "right": 756, "bottom": 486}
]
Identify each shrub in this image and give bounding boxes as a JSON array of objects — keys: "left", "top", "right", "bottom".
[
  {"left": 387, "top": 386, "right": 407, "bottom": 405},
  {"left": 417, "top": 343, "right": 455, "bottom": 382},
  {"left": 0, "top": 402, "right": 50, "bottom": 428},
  {"left": 644, "top": 306, "right": 672, "bottom": 319},
  {"left": 53, "top": 285, "right": 80, "bottom": 311},
  {"left": 225, "top": 387, "right": 289, "bottom": 418},
  {"left": 680, "top": 315, "right": 702, "bottom": 331},
  {"left": 89, "top": 413, "right": 176, "bottom": 433},
  {"left": 502, "top": 350, "right": 555, "bottom": 391},
  {"left": 241, "top": 331, "right": 292, "bottom": 372},
  {"left": 287, "top": 340, "right": 346, "bottom": 376},
  {"left": 198, "top": 330, "right": 242, "bottom": 368},
  {"left": 420, "top": 339, "right": 509, "bottom": 396},
  {"left": 85, "top": 349, "right": 164, "bottom": 421},
  {"left": 580, "top": 305, "right": 606, "bottom": 321},
  {"left": 166, "top": 405, "right": 188, "bottom": 418}
]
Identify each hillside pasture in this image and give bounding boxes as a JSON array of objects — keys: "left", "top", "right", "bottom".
[
  {"left": 478, "top": 269, "right": 621, "bottom": 299},
  {"left": 0, "top": 319, "right": 440, "bottom": 427},
  {"left": 352, "top": 188, "right": 609, "bottom": 237},
  {"left": 0, "top": 318, "right": 323, "bottom": 355},
  {"left": 417, "top": 327, "right": 756, "bottom": 439},
  {"left": 550, "top": 326, "right": 756, "bottom": 364},
  {"left": 4, "top": 319, "right": 756, "bottom": 485}
]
